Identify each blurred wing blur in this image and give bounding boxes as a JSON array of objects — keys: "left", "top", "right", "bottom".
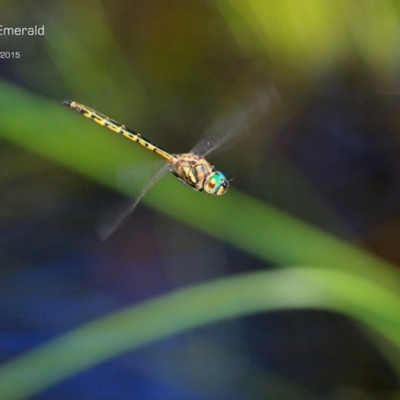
[
  {"left": 97, "top": 162, "right": 170, "bottom": 240},
  {"left": 191, "top": 84, "right": 280, "bottom": 157}
]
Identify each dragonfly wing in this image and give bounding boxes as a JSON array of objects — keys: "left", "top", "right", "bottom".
[
  {"left": 190, "top": 84, "right": 280, "bottom": 157},
  {"left": 97, "top": 163, "right": 171, "bottom": 240},
  {"left": 116, "top": 160, "right": 169, "bottom": 192}
]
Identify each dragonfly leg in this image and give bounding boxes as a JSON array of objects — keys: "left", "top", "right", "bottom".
[{"left": 176, "top": 177, "right": 202, "bottom": 192}]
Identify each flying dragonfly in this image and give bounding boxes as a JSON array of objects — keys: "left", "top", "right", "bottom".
[{"left": 62, "top": 86, "right": 278, "bottom": 239}]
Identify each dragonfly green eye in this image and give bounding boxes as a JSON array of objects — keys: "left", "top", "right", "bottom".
[{"left": 204, "top": 171, "right": 229, "bottom": 195}]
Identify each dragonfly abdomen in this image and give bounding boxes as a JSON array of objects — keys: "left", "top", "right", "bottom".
[{"left": 62, "top": 100, "right": 174, "bottom": 162}]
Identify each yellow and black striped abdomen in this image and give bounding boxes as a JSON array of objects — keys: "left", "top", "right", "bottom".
[{"left": 62, "top": 100, "right": 174, "bottom": 162}]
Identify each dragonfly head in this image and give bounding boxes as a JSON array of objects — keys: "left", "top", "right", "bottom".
[{"left": 204, "top": 171, "right": 229, "bottom": 195}]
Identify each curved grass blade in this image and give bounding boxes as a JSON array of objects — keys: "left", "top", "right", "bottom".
[{"left": 0, "top": 267, "right": 399, "bottom": 400}]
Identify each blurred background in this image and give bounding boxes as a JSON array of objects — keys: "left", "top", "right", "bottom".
[{"left": 1, "top": 0, "right": 400, "bottom": 399}]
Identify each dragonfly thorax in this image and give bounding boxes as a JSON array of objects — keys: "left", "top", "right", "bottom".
[{"left": 171, "top": 153, "right": 229, "bottom": 196}]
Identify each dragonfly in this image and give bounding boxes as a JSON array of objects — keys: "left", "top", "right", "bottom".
[{"left": 62, "top": 87, "right": 278, "bottom": 239}]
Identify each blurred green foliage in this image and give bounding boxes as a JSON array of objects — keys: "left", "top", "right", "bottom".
[
  {"left": 0, "top": 267, "right": 399, "bottom": 399},
  {"left": 219, "top": 0, "right": 400, "bottom": 76}
]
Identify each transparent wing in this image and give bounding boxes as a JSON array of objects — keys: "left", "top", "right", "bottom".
[
  {"left": 97, "top": 162, "right": 171, "bottom": 240},
  {"left": 191, "top": 84, "right": 280, "bottom": 157}
]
